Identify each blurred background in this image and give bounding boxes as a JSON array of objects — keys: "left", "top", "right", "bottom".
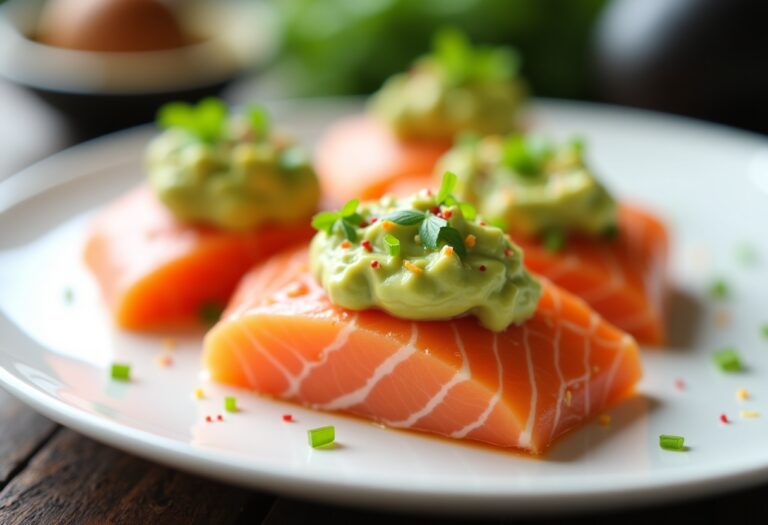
[{"left": 1, "top": 0, "right": 768, "bottom": 178}]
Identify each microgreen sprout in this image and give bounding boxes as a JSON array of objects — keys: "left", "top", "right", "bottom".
[{"left": 311, "top": 199, "right": 363, "bottom": 242}]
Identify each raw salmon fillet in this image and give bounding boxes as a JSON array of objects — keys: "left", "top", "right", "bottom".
[
  {"left": 84, "top": 186, "right": 314, "bottom": 330},
  {"left": 513, "top": 204, "right": 668, "bottom": 346},
  {"left": 316, "top": 115, "right": 449, "bottom": 206},
  {"left": 203, "top": 248, "right": 642, "bottom": 454}
]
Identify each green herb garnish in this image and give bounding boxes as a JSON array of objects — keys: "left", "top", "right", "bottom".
[
  {"left": 383, "top": 234, "right": 400, "bottom": 257},
  {"left": 111, "top": 363, "right": 131, "bottom": 382},
  {"left": 63, "top": 287, "right": 74, "bottom": 304},
  {"left": 659, "top": 434, "right": 685, "bottom": 451},
  {"left": 502, "top": 135, "right": 553, "bottom": 177},
  {"left": 224, "top": 396, "right": 237, "bottom": 413},
  {"left": 761, "top": 323, "right": 768, "bottom": 340},
  {"left": 713, "top": 348, "right": 742, "bottom": 372},
  {"left": 432, "top": 27, "right": 519, "bottom": 86},
  {"left": 158, "top": 98, "right": 228, "bottom": 143},
  {"left": 543, "top": 230, "right": 565, "bottom": 253},
  {"left": 247, "top": 105, "right": 270, "bottom": 140},
  {"left": 435, "top": 170, "right": 457, "bottom": 205},
  {"left": 311, "top": 199, "right": 362, "bottom": 242},
  {"left": 199, "top": 302, "right": 224, "bottom": 327},
  {"left": 709, "top": 279, "right": 729, "bottom": 300},
  {"left": 308, "top": 425, "right": 335, "bottom": 448}
]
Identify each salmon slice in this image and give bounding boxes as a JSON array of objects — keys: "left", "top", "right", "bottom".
[
  {"left": 316, "top": 115, "right": 449, "bottom": 206},
  {"left": 84, "top": 185, "right": 314, "bottom": 330},
  {"left": 513, "top": 204, "right": 668, "bottom": 346},
  {"left": 203, "top": 248, "right": 642, "bottom": 454}
]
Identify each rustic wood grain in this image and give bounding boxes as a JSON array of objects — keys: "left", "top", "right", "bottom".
[
  {"left": 0, "top": 387, "right": 58, "bottom": 486},
  {"left": 0, "top": 429, "right": 269, "bottom": 525}
]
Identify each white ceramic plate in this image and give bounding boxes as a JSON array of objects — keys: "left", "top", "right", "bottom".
[{"left": 1, "top": 100, "right": 768, "bottom": 515}]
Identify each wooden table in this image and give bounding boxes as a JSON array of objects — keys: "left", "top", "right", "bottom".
[{"left": 1, "top": 79, "right": 768, "bottom": 524}]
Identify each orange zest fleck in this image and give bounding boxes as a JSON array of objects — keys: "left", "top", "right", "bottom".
[
  {"left": 340, "top": 240, "right": 351, "bottom": 249},
  {"left": 464, "top": 234, "right": 476, "bottom": 249},
  {"left": 382, "top": 220, "right": 394, "bottom": 231},
  {"left": 403, "top": 261, "right": 423, "bottom": 274},
  {"left": 441, "top": 245, "right": 454, "bottom": 257}
]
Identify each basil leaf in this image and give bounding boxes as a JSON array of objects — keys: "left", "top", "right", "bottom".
[
  {"left": 384, "top": 209, "right": 426, "bottom": 225},
  {"left": 436, "top": 171, "right": 457, "bottom": 205},
  {"left": 340, "top": 219, "right": 358, "bottom": 242},
  {"left": 419, "top": 215, "right": 446, "bottom": 249},
  {"left": 438, "top": 226, "right": 467, "bottom": 257},
  {"left": 311, "top": 211, "right": 339, "bottom": 234}
]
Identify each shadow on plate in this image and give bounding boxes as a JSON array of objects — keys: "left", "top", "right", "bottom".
[{"left": 663, "top": 286, "right": 703, "bottom": 351}]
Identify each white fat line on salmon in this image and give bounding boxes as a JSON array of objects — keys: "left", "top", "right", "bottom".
[
  {"left": 384, "top": 322, "right": 472, "bottom": 428},
  {"left": 236, "top": 323, "right": 299, "bottom": 393},
  {"left": 517, "top": 325, "right": 539, "bottom": 449},
  {"left": 284, "top": 315, "right": 358, "bottom": 398},
  {"left": 599, "top": 334, "right": 633, "bottom": 408},
  {"left": 577, "top": 245, "right": 625, "bottom": 303},
  {"left": 550, "top": 289, "right": 568, "bottom": 440},
  {"left": 451, "top": 333, "right": 503, "bottom": 439},
  {"left": 222, "top": 331, "right": 261, "bottom": 389},
  {"left": 317, "top": 324, "right": 419, "bottom": 411}
]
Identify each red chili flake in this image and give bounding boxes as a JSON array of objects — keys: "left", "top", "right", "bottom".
[
  {"left": 282, "top": 414, "right": 293, "bottom": 422},
  {"left": 340, "top": 240, "right": 351, "bottom": 249},
  {"left": 362, "top": 240, "right": 373, "bottom": 252},
  {"left": 426, "top": 189, "right": 433, "bottom": 196},
  {"left": 216, "top": 414, "right": 224, "bottom": 421},
  {"left": 359, "top": 220, "right": 368, "bottom": 228},
  {"left": 479, "top": 221, "right": 487, "bottom": 226},
  {"left": 370, "top": 217, "right": 378, "bottom": 224},
  {"left": 674, "top": 378, "right": 686, "bottom": 390},
  {"left": 479, "top": 265, "right": 487, "bottom": 272},
  {"left": 370, "top": 260, "right": 380, "bottom": 269},
  {"left": 205, "top": 415, "right": 212, "bottom": 423},
  {"left": 430, "top": 206, "right": 441, "bottom": 215},
  {"left": 720, "top": 413, "right": 729, "bottom": 424},
  {"left": 442, "top": 210, "right": 453, "bottom": 219},
  {"left": 504, "top": 248, "right": 512, "bottom": 257}
]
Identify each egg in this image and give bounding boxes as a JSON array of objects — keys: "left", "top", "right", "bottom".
[{"left": 36, "top": 0, "right": 189, "bottom": 52}]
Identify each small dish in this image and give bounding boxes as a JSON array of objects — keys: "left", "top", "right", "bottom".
[{"left": 0, "top": 0, "right": 277, "bottom": 138}]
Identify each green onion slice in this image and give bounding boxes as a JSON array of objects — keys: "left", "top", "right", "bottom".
[
  {"left": 308, "top": 426, "right": 335, "bottom": 448},
  {"left": 659, "top": 434, "right": 685, "bottom": 451},
  {"left": 224, "top": 396, "right": 237, "bottom": 413},
  {"left": 111, "top": 363, "right": 131, "bottom": 382},
  {"left": 384, "top": 234, "right": 400, "bottom": 257},
  {"left": 713, "top": 348, "right": 742, "bottom": 372}
]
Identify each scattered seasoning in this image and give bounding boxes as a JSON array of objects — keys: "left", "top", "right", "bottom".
[
  {"left": 216, "top": 414, "right": 224, "bottom": 421},
  {"left": 442, "top": 210, "right": 453, "bottom": 219},
  {"left": 199, "top": 302, "right": 224, "bottom": 327},
  {"left": 659, "top": 434, "right": 685, "bottom": 451},
  {"left": 383, "top": 234, "right": 400, "bottom": 257},
  {"left": 162, "top": 338, "right": 177, "bottom": 351},
  {"left": 479, "top": 264, "right": 487, "bottom": 272},
  {"left": 370, "top": 260, "right": 380, "bottom": 269},
  {"left": 740, "top": 410, "right": 760, "bottom": 419},
  {"left": 194, "top": 388, "right": 205, "bottom": 399},
  {"left": 736, "top": 388, "right": 750, "bottom": 401},
  {"left": 504, "top": 248, "right": 512, "bottom": 257},
  {"left": 382, "top": 220, "right": 394, "bottom": 231},
  {"left": 464, "top": 234, "right": 476, "bottom": 249},
  {"left": 286, "top": 282, "right": 309, "bottom": 298},
  {"left": 63, "top": 287, "right": 74, "bottom": 303},
  {"left": 404, "top": 261, "right": 423, "bottom": 275},
  {"left": 205, "top": 415, "right": 212, "bottom": 423},
  {"left": 720, "top": 413, "right": 729, "bottom": 424},
  {"left": 308, "top": 426, "right": 335, "bottom": 448},
  {"left": 340, "top": 240, "right": 351, "bottom": 249},
  {"left": 479, "top": 221, "right": 487, "bottom": 226},
  {"left": 370, "top": 217, "right": 378, "bottom": 224},
  {"left": 154, "top": 354, "right": 173, "bottom": 367},
  {"left": 564, "top": 389, "right": 572, "bottom": 407},
  {"left": 110, "top": 363, "right": 131, "bottom": 382},
  {"left": 430, "top": 206, "right": 441, "bottom": 215},
  {"left": 361, "top": 240, "right": 373, "bottom": 252},
  {"left": 359, "top": 220, "right": 368, "bottom": 228},
  {"left": 282, "top": 414, "right": 293, "bottom": 422},
  {"left": 598, "top": 415, "right": 611, "bottom": 427},
  {"left": 441, "top": 245, "right": 454, "bottom": 257},
  {"left": 714, "top": 309, "right": 731, "bottom": 329},
  {"left": 224, "top": 396, "right": 237, "bottom": 413},
  {"left": 674, "top": 378, "right": 686, "bottom": 391},
  {"left": 713, "top": 348, "right": 743, "bottom": 372},
  {"left": 709, "top": 279, "right": 729, "bottom": 300}
]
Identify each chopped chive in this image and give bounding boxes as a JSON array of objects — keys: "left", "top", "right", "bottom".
[
  {"left": 659, "top": 434, "right": 685, "bottom": 451},
  {"left": 224, "top": 396, "right": 237, "bottom": 413},
  {"left": 735, "top": 243, "right": 758, "bottom": 266},
  {"left": 111, "top": 363, "right": 131, "bottom": 382},
  {"left": 308, "top": 425, "right": 335, "bottom": 448},
  {"left": 713, "top": 347, "right": 742, "bottom": 372},
  {"left": 199, "top": 302, "right": 224, "bottom": 327},
  {"left": 63, "top": 287, "right": 74, "bottom": 303},
  {"left": 761, "top": 323, "right": 768, "bottom": 339},
  {"left": 709, "top": 279, "right": 729, "bottom": 300},
  {"left": 383, "top": 234, "right": 400, "bottom": 257},
  {"left": 543, "top": 230, "right": 565, "bottom": 253}
]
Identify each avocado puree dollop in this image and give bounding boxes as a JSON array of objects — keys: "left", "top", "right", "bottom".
[
  {"left": 146, "top": 98, "right": 319, "bottom": 230},
  {"left": 309, "top": 176, "right": 541, "bottom": 332},
  {"left": 437, "top": 134, "right": 618, "bottom": 239},
  {"left": 369, "top": 28, "right": 526, "bottom": 141}
]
